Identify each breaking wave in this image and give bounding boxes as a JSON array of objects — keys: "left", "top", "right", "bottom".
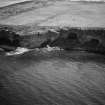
[{"left": 6, "top": 45, "right": 63, "bottom": 56}]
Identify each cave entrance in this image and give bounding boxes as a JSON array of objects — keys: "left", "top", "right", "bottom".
[
  {"left": 67, "top": 32, "right": 78, "bottom": 40},
  {"left": 0, "top": 30, "right": 20, "bottom": 51}
]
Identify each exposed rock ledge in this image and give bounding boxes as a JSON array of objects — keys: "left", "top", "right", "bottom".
[{"left": 0, "top": 26, "right": 105, "bottom": 55}]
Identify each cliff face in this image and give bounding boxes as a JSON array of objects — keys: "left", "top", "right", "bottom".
[
  {"left": 0, "top": 27, "right": 105, "bottom": 55},
  {"left": 0, "top": 0, "right": 104, "bottom": 54},
  {"left": 0, "top": 29, "right": 20, "bottom": 51}
]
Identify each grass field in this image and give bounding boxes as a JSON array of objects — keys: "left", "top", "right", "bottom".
[{"left": 0, "top": 0, "right": 105, "bottom": 28}]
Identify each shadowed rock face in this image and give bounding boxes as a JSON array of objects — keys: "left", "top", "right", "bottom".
[
  {"left": 0, "top": 27, "right": 105, "bottom": 55},
  {"left": 81, "top": 38, "right": 105, "bottom": 54},
  {"left": 44, "top": 28, "right": 105, "bottom": 55},
  {"left": 0, "top": 29, "right": 20, "bottom": 51}
]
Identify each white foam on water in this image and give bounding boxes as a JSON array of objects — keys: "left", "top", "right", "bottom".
[
  {"left": 6, "top": 45, "right": 63, "bottom": 56},
  {"left": 6, "top": 47, "right": 30, "bottom": 56},
  {"left": 41, "top": 45, "right": 63, "bottom": 52},
  {"left": 35, "top": 45, "right": 63, "bottom": 53}
]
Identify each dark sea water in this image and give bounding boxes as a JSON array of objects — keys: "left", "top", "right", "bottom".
[{"left": 0, "top": 49, "right": 105, "bottom": 105}]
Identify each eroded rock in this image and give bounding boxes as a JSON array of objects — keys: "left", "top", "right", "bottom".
[
  {"left": 0, "top": 27, "right": 105, "bottom": 55},
  {"left": 0, "top": 29, "right": 20, "bottom": 51}
]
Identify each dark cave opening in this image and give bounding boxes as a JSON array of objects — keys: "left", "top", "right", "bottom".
[
  {"left": 81, "top": 38, "right": 105, "bottom": 54},
  {"left": 82, "top": 38, "right": 100, "bottom": 49},
  {"left": 67, "top": 32, "right": 78, "bottom": 40},
  {"left": 0, "top": 28, "right": 105, "bottom": 56},
  {"left": 0, "top": 30, "right": 20, "bottom": 51}
]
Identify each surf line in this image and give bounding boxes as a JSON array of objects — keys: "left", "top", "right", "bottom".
[{"left": 6, "top": 45, "right": 63, "bottom": 56}]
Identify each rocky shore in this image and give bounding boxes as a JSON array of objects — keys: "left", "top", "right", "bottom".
[{"left": 0, "top": 26, "right": 105, "bottom": 56}]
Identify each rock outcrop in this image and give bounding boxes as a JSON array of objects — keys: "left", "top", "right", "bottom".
[{"left": 0, "top": 26, "right": 105, "bottom": 55}]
